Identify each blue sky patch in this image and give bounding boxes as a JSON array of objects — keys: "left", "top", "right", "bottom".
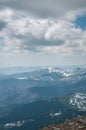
[{"left": 75, "top": 15, "right": 86, "bottom": 30}]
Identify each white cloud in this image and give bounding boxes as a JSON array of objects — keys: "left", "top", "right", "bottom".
[
  {"left": 0, "top": 0, "right": 86, "bottom": 66},
  {"left": 0, "top": 9, "right": 86, "bottom": 56}
]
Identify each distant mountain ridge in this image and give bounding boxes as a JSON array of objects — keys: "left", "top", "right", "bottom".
[
  {"left": 0, "top": 67, "right": 86, "bottom": 107},
  {"left": 0, "top": 66, "right": 40, "bottom": 75},
  {"left": 0, "top": 67, "right": 86, "bottom": 81}
]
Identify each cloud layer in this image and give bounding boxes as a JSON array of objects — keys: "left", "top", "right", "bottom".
[
  {"left": 0, "top": 0, "right": 86, "bottom": 66},
  {"left": 0, "top": 0, "right": 86, "bottom": 18},
  {"left": 0, "top": 9, "right": 86, "bottom": 53}
]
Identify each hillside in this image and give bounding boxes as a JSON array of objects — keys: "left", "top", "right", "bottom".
[
  {"left": 42, "top": 116, "right": 86, "bottom": 130},
  {"left": 0, "top": 96, "right": 86, "bottom": 130},
  {"left": 0, "top": 67, "right": 86, "bottom": 130}
]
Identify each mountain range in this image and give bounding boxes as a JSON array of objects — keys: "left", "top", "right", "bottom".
[{"left": 0, "top": 66, "right": 86, "bottom": 130}]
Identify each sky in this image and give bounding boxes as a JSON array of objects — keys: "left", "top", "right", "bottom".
[{"left": 0, "top": 0, "right": 86, "bottom": 67}]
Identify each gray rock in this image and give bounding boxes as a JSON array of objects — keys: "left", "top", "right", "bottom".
[
  {"left": 78, "top": 125, "right": 85, "bottom": 129},
  {"left": 79, "top": 119, "right": 86, "bottom": 124},
  {"left": 53, "top": 127, "right": 60, "bottom": 130},
  {"left": 68, "top": 122, "right": 75, "bottom": 126}
]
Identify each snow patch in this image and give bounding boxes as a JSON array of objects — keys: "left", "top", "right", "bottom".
[
  {"left": 69, "top": 93, "right": 86, "bottom": 111},
  {"left": 17, "top": 77, "right": 28, "bottom": 80},
  {"left": 50, "top": 111, "right": 62, "bottom": 118},
  {"left": 4, "top": 121, "right": 25, "bottom": 129}
]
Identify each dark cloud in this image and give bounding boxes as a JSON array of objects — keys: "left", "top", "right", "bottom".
[
  {"left": 0, "top": 21, "right": 6, "bottom": 31},
  {"left": 11, "top": 34, "right": 64, "bottom": 51},
  {"left": 0, "top": 0, "right": 86, "bottom": 18}
]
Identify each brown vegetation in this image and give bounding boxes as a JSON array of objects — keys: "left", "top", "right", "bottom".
[{"left": 42, "top": 116, "right": 86, "bottom": 130}]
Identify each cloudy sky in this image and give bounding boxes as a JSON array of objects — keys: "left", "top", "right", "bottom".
[{"left": 0, "top": 0, "right": 86, "bottom": 67}]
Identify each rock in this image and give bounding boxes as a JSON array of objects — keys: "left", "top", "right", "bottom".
[
  {"left": 79, "top": 119, "right": 86, "bottom": 124},
  {"left": 42, "top": 116, "right": 86, "bottom": 130},
  {"left": 78, "top": 126, "right": 85, "bottom": 129},
  {"left": 68, "top": 122, "right": 75, "bottom": 126},
  {"left": 53, "top": 127, "right": 60, "bottom": 130}
]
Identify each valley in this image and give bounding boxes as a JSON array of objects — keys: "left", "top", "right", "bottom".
[{"left": 0, "top": 67, "right": 86, "bottom": 130}]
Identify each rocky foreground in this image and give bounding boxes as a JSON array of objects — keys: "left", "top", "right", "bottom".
[{"left": 42, "top": 116, "right": 86, "bottom": 130}]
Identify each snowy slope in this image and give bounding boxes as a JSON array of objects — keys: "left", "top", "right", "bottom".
[{"left": 69, "top": 93, "right": 86, "bottom": 111}]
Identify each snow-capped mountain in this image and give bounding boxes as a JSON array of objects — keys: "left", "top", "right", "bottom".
[
  {"left": 0, "top": 67, "right": 85, "bottom": 82},
  {"left": 0, "top": 66, "right": 85, "bottom": 130},
  {"left": 10, "top": 67, "right": 86, "bottom": 81},
  {"left": 69, "top": 93, "right": 86, "bottom": 111},
  {"left": 0, "top": 67, "right": 86, "bottom": 107}
]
